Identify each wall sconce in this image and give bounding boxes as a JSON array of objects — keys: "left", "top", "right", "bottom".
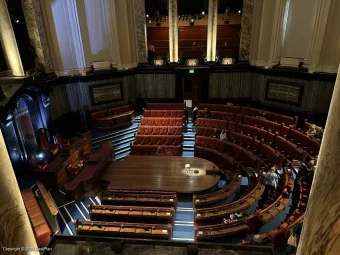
[
  {"left": 186, "top": 59, "right": 199, "bottom": 66},
  {"left": 221, "top": 58, "right": 234, "bottom": 65},
  {"left": 153, "top": 60, "right": 165, "bottom": 66}
]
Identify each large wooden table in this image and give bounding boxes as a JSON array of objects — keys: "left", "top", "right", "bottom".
[{"left": 101, "top": 156, "right": 220, "bottom": 193}]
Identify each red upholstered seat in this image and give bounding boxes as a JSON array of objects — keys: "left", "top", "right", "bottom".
[
  {"left": 153, "top": 126, "right": 162, "bottom": 135},
  {"left": 67, "top": 164, "right": 80, "bottom": 175},
  {"left": 164, "top": 110, "right": 171, "bottom": 117},
  {"left": 235, "top": 114, "right": 243, "bottom": 123},
  {"left": 162, "top": 118, "right": 170, "bottom": 126},
  {"left": 144, "top": 110, "right": 151, "bottom": 117},
  {"left": 147, "top": 118, "right": 155, "bottom": 126},
  {"left": 145, "top": 126, "right": 153, "bottom": 135},
  {"left": 196, "top": 136, "right": 206, "bottom": 147},
  {"left": 175, "top": 118, "right": 183, "bottom": 126},
  {"left": 170, "top": 118, "right": 177, "bottom": 126},
  {"left": 241, "top": 106, "right": 250, "bottom": 115},
  {"left": 154, "top": 118, "right": 162, "bottom": 126},
  {"left": 160, "top": 126, "right": 168, "bottom": 135},
  {"left": 55, "top": 132, "right": 70, "bottom": 147},
  {"left": 165, "top": 136, "right": 173, "bottom": 145},
  {"left": 39, "top": 133, "right": 59, "bottom": 156},
  {"left": 171, "top": 110, "right": 178, "bottom": 117},
  {"left": 229, "top": 121, "right": 236, "bottom": 131},
  {"left": 206, "top": 137, "right": 217, "bottom": 149},
  {"left": 156, "top": 110, "right": 164, "bottom": 118},
  {"left": 141, "top": 117, "right": 148, "bottom": 125},
  {"left": 150, "top": 110, "right": 158, "bottom": 117},
  {"left": 196, "top": 127, "right": 205, "bottom": 136}
]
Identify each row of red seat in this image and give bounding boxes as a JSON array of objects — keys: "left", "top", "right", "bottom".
[
  {"left": 138, "top": 126, "right": 183, "bottom": 135},
  {"left": 194, "top": 170, "right": 265, "bottom": 221},
  {"left": 197, "top": 118, "right": 319, "bottom": 158},
  {"left": 141, "top": 117, "right": 183, "bottom": 126},
  {"left": 198, "top": 110, "right": 235, "bottom": 121},
  {"left": 134, "top": 135, "right": 183, "bottom": 146},
  {"left": 144, "top": 110, "right": 184, "bottom": 118},
  {"left": 130, "top": 145, "right": 182, "bottom": 156},
  {"left": 21, "top": 188, "right": 51, "bottom": 246},
  {"left": 195, "top": 136, "right": 260, "bottom": 171},
  {"left": 274, "top": 136, "right": 307, "bottom": 163},
  {"left": 146, "top": 103, "right": 185, "bottom": 110},
  {"left": 198, "top": 104, "right": 297, "bottom": 127},
  {"left": 193, "top": 171, "right": 242, "bottom": 208}
]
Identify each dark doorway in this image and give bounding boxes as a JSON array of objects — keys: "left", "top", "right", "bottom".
[{"left": 182, "top": 76, "right": 202, "bottom": 108}]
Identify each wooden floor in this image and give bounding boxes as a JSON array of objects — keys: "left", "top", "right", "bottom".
[{"left": 101, "top": 156, "right": 221, "bottom": 193}]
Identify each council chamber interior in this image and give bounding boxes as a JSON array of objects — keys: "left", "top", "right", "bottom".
[{"left": 0, "top": 0, "right": 339, "bottom": 254}]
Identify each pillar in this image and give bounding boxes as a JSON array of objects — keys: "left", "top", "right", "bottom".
[
  {"left": 206, "top": 0, "right": 218, "bottom": 62},
  {"left": 133, "top": 0, "right": 148, "bottom": 63},
  {"left": 297, "top": 65, "right": 340, "bottom": 255},
  {"left": 239, "top": 0, "right": 255, "bottom": 61},
  {"left": 169, "top": 0, "right": 178, "bottom": 63},
  {"left": 0, "top": 0, "right": 24, "bottom": 76},
  {"left": 0, "top": 129, "right": 38, "bottom": 254},
  {"left": 21, "top": 0, "right": 53, "bottom": 72}
]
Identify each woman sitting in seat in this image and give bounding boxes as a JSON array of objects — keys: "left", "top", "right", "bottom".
[
  {"left": 155, "top": 146, "right": 165, "bottom": 156},
  {"left": 204, "top": 108, "right": 212, "bottom": 118},
  {"left": 220, "top": 129, "right": 228, "bottom": 140}
]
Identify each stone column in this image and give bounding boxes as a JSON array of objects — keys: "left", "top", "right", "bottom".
[
  {"left": 169, "top": 0, "right": 178, "bottom": 63},
  {"left": 133, "top": 0, "right": 148, "bottom": 63},
  {"left": 239, "top": 0, "right": 255, "bottom": 61},
  {"left": 0, "top": 0, "right": 24, "bottom": 76},
  {"left": 206, "top": 0, "right": 218, "bottom": 62},
  {"left": 0, "top": 129, "right": 39, "bottom": 254},
  {"left": 21, "top": 0, "right": 53, "bottom": 72},
  {"left": 297, "top": 65, "right": 340, "bottom": 255}
]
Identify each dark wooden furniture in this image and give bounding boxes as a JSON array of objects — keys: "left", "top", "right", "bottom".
[
  {"left": 33, "top": 138, "right": 91, "bottom": 189},
  {"left": 64, "top": 144, "right": 113, "bottom": 201},
  {"left": 101, "top": 190, "right": 177, "bottom": 207},
  {"left": 74, "top": 220, "right": 172, "bottom": 239},
  {"left": 91, "top": 105, "right": 134, "bottom": 131},
  {"left": 101, "top": 156, "right": 221, "bottom": 193},
  {"left": 88, "top": 204, "right": 175, "bottom": 224}
]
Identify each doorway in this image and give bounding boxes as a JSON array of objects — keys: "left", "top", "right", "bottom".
[{"left": 182, "top": 76, "right": 202, "bottom": 109}]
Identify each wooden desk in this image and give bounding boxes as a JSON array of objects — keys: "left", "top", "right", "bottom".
[
  {"left": 101, "top": 156, "right": 220, "bottom": 193},
  {"left": 64, "top": 144, "right": 113, "bottom": 200}
]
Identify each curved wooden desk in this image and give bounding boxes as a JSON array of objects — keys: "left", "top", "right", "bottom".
[{"left": 101, "top": 156, "right": 221, "bottom": 193}]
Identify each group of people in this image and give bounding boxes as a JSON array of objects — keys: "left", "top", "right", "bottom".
[
  {"left": 222, "top": 212, "right": 245, "bottom": 224},
  {"left": 192, "top": 107, "right": 211, "bottom": 125},
  {"left": 306, "top": 124, "right": 324, "bottom": 143}
]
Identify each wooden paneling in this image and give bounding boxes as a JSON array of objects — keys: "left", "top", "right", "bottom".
[{"left": 217, "top": 24, "right": 241, "bottom": 57}]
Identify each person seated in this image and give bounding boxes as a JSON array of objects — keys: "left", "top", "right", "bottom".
[
  {"left": 220, "top": 129, "right": 227, "bottom": 140},
  {"left": 204, "top": 108, "right": 212, "bottom": 118},
  {"left": 297, "top": 160, "right": 315, "bottom": 184},
  {"left": 251, "top": 234, "right": 263, "bottom": 245},
  {"left": 222, "top": 217, "right": 229, "bottom": 224},
  {"left": 155, "top": 146, "right": 164, "bottom": 156},
  {"left": 234, "top": 212, "right": 244, "bottom": 220},
  {"left": 212, "top": 128, "right": 218, "bottom": 138}
]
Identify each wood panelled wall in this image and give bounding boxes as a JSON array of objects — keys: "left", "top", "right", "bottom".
[
  {"left": 147, "top": 27, "right": 169, "bottom": 58},
  {"left": 50, "top": 73, "right": 176, "bottom": 120},
  {"left": 209, "top": 72, "right": 335, "bottom": 113},
  {"left": 217, "top": 24, "right": 241, "bottom": 57}
]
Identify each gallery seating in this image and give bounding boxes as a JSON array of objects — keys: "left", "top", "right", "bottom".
[
  {"left": 258, "top": 143, "right": 284, "bottom": 168},
  {"left": 88, "top": 204, "right": 175, "bottom": 223},
  {"left": 141, "top": 117, "right": 183, "bottom": 126},
  {"left": 194, "top": 170, "right": 264, "bottom": 221},
  {"left": 199, "top": 103, "right": 242, "bottom": 113},
  {"left": 146, "top": 103, "right": 185, "bottom": 110},
  {"left": 55, "top": 132, "right": 71, "bottom": 147},
  {"left": 197, "top": 110, "right": 235, "bottom": 121},
  {"left": 74, "top": 219, "right": 172, "bottom": 239},
  {"left": 130, "top": 145, "right": 182, "bottom": 156},
  {"left": 196, "top": 118, "right": 228, "bottom": 129},
  {"left": 196, "top": 126, "right": 224, "bottom": 138},
  {"left": 195, "top": 218, "right": 249, "bottom": 241},
  {"left": 286, "top": 128, "right": 320, "bottom": 157},
  {"left": 242, "top": 115, "right": 282, "bottom": 134},
  {"left": 143, "top": 110, "right": 184, "bottom": 118},
  {"left": 134, "top": 135, "right": 183, "bottom": 146},
  {"left": 274, "top": 136, "right": 307, "bottom": 163},
  {"left": 193, "top": 171, "right": 242, "bottom": 208},
  {"left": 138, "top": 126, "right": 183, "bottom": 135},
  {"left": 195, "top": 136, "right": 260, "bottom": 171},
  {"left": 91, "top": 105, "right": 134, "bottom": 130},
  {"left": 21, "top": 188, "right": 51, "bottom": 246},
  {"left": 101, "top": 191, "right": 177, "bottom": 207}
]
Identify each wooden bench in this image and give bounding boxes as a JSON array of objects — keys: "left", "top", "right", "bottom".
[
  {"left": 101, "top": 191, "right": 177, "bottom": 207},
  {"left": 74, "top": 220, "right": 172, "bottom": 239},
  {"left": 89, "top": 204, "right": 175, "bottom": 224}
]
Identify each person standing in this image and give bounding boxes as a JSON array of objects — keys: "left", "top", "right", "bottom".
[
  {"left": 262, "top": 166, "right": 278, "bottom": 202},
  {"left": 184, "top": 107, "right": 189, "bottom": 125},
  {"left": 192, "top": 107, "right": 198, "bottom": 125}
]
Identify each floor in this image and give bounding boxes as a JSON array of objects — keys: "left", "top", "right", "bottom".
[{"left": 19, "top": 113, "right": 300, "bottom": 247}]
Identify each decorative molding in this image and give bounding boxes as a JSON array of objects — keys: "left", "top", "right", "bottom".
[
  {"left": 169, "top": 0, "right": 178, "bottom": 62},
  {"left": 206, "top": 0, "right": 218, "bottom": 62},
  {"left": 132, "top": 0, "right": 148, "bottom": 63},
  {"left": 106, "top": 0, "right": 120, "bottom": 65},
  {"left": 239, "top": 0, "right": 255, "bottom": 61}
]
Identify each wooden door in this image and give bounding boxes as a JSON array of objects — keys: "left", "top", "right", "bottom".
[{"left": 191, "top": 78, "right": 201, "bottom": 108}]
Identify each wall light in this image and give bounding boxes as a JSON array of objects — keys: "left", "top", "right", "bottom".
[
  {"left": 238, "top": 10, "right": 242, "bottom": 14},
  {"left": 202, "top": 11, "right": 205, "bottom": 15},
  {"left": 146, "top": 14, "right": 149, "bottom": 18}
]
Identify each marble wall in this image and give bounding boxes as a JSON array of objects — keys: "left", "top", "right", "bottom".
[
  {"left": 21, "top": 0, "right": 53, "bottom": 72},
  {"left": 209, "top": 72, "right": 335, "bottom": 113},
  {"left": 239, "top": 0, "right": 255, "bottom": 61}
]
